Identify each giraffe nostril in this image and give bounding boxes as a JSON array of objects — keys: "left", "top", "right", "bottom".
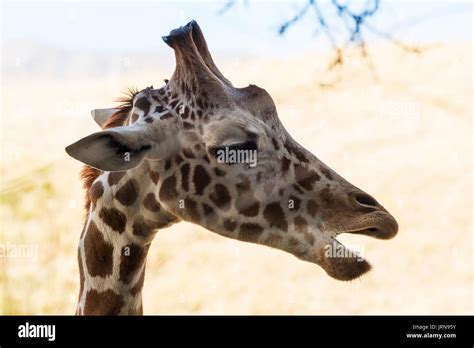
[{"left": 353, "top": 193, "right": 379, "bottom": 208}]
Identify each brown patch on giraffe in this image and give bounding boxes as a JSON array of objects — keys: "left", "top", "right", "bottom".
[
  {"left": 108, "top": 171, "right": 126, "bottom": 186},
  {"left": 135, "top": 96, "right": 151, "bottom": 115},
  {"left": 271, "top": 138, "right": 280, "bottom": 151},
  {"left": 120, "top": 244, "right": 148, "bottom": 284},
  {"left": 164, "top": 159, "right": 172, "bottom": 170},
  {"left": 320, "top": 187, "right": 334, "bottom": 207},
  {"left": 235, "top": 178, "right": 260, "bottom": 217},
  {"left": 182, "top": 148, "right": 194, "bottom": 158},
  {"left": 89, "top": 181, "right": 104, "bottom": 210},
  {"left": 180, "top": 163, "right": 190, "bottom": 192},
  {"left": 83, "top": 221, "right": 114, "bottom": 277},
  {"left": 209, "top": 184, "right": 231, "bottom": 211},
  {"left": 223, "top": 218, "right": 238, "bottom": 232},
  {"left": 115, "top": 179, "right": 139, "bottom": 206},
  {"left": 265, "top": 233, "right": 283, "bottom": 246},
  {"left": 153, "top": 212, "right": 179, "bottom": 229},
  {"left": 183, "top": 197, "right": 200, "bottom": 222},
  {"left": 183, "top": 121, "right": 193, "bottom": 130},
  {"left": 306, "top": 199, "right": 319, "bottom": 217},
  {"left": 304, "top": 232, "right": 315, "bottom": 245},
  {"left": 294, "top": 215, "right": 308, "bottom": 232},
  {"left": 193, "top": 165, "right": 211, "bottom": 195},
  {"left": 202, "top": 203, "right": 217, "bottom": 224},
  {"left": 174, "top": 154, "right": 184, "bottom": 165},
  {"left": 285, "top": 140, "right": 309, "bottom": 163},
  {"left": 196, "top": 98, "right": 203, "bottom": 109},
  {"left": 159, "top": 174, "right": 178, "bottom": 202},
  {"left": 131, "top": 112, "right": 139, "bottom": 123},
  {"left": 84, "top": 289, "right": 124, "bottom": 315},
  {"left": 99, "top": 207, "right": 127, "bottom": 233},
  {"left": 143, "top": 193, "right": 161, "bottom": 212},
  {"left": 320, "top": 166, "right": 334, "bottom": 181},
  {"left": 155, "top": 105, "right": 165, "bottom": 113},
  {"left": 181, "top": 106, "right": 189, "bottom": 119},
  {"left": 263, "top": 202, "right": 288, "bottom": 232},
  {"left": 144, "top": 117, "right": 153, "bottom": 124},
  {"left": 132, "top": 217, "right": 153, "bottom": 237},
  {"left": 169, "top": 99, "right": 179, "bottom": 109},
  {"left": 294, "top": 164, "right": 320, "bottom": 191},
  {"left": 281, "top": 157, "right": 291, "bottom": 173},
  {"left": 149, "top": 171, "right": 160, "bottom": 185},
  {"left": 214, "top": 167, "right": 226, "bottom": 177},
  {"left": 131, "top": 268, "right": 145, "bottom": 296},
  {"left": 239, "top": 223, "right": 264, "bottom": 242}
]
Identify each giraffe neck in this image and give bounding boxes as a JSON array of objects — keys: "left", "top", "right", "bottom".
[{"left": 76, "top": 165, "right": 178, "bottom": 315}]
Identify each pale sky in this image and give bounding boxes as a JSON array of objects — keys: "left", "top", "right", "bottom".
[{"left": 1, "top": 0, "right": 472, "bottom": 57}]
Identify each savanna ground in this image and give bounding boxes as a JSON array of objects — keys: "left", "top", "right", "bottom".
[{"left": 0, "top": 42, "right": 472, "bottom": 314}]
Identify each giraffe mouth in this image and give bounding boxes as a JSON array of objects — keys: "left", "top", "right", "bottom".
[
  {"left": 316, "top": 212, "right": 398, "bottom": 281},
  {"left": 335, "top": 211, "right": 398, "bottom": 239},
  {"left": 339, "top": 211, "right": 399, "bottom": 240}
]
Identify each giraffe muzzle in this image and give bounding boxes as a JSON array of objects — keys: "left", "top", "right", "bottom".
[
  {"left": 341, "top": 211, "right": 399, "bottom": 240},
  {"left": 308, "top": 191, "right": 399, "bottom": 280},
  {"left": 337, "top": 190, "right": 399, "bottom": 239}
]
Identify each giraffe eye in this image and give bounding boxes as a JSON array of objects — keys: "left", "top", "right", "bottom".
[{"left": 208, "top": 141, "right": 258, "bottom": 165}]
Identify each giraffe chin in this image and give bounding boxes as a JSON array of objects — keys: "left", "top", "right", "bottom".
[
  {"left": 311, "top": 211, "right": 397, "bottom": 280},
  {"left": 297, "top": 238, "right": 372, "bottom": 281},
  {"left": 320, "top": 249, "right": 372, "bottom": 281}
]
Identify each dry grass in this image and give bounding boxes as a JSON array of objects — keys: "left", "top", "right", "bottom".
[{"left": 0, "top": 43, "right": 472, "bottom": 314}]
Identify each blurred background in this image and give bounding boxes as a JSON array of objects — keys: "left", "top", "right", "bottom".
[{"left": 0, "top": 0, "right": 472, "bottom": 314}]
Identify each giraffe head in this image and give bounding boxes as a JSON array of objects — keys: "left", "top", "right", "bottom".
[{"left": 66, "top": 21, "right": 397, "bottom": 281}]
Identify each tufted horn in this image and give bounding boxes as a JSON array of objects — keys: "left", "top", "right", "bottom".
[
  {"left": 188, "top": 21, "right": 232, "bottom": 87},
  {"left": 162, "top": 20, "right": 232, "bottom": 99}
]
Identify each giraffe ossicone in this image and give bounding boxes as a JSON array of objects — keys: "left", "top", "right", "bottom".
[{"left": 66, "top": 20, "right": 398, "bottom": 315}]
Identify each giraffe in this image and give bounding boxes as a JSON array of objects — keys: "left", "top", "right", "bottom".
[{"left": 66, "top": 21, "right": 398, "bottom": 315}]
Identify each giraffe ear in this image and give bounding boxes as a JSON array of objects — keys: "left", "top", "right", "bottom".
[
  {"left": 91, "top": 108, "right": 120, "bottom": 129},
  {"left": 65, "top": 126, "right": 151, "bottom": 171}
]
